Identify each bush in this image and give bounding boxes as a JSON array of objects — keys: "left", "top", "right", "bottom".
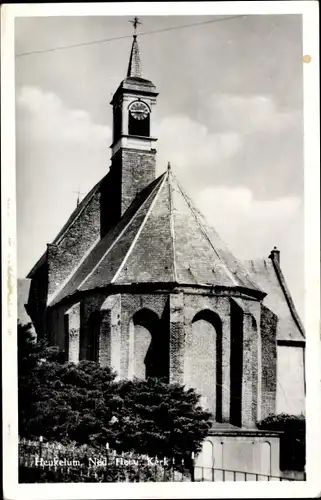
[
  {"left": 18, "top": 322, "right": 212, "bottom": 460},
  {"left": 257, "top": 413, "right": 305, "bottom": 471}
]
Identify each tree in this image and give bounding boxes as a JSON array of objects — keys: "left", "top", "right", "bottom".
[
  {"left": 106, "top": 377, "right": 212, "bottom": 460},
  {"left": 18, "top": 322, "right": 212, "bottom": 458},
  {"left": 257, "top": 413, "right": 305, "bottom": 471}
]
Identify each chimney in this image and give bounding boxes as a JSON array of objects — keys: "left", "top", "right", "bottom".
[{"left": 269, "top": 246, "right": 280, "bottom": 265}]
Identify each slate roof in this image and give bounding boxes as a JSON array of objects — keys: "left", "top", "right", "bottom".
[
  {"left": 50, "top": 167, "right": 264, "bottom": 305},
  {"left": 127, "top": 35, "right": 142, "bottom": 78},
  {"left": 27, "top": 175, "right": 105, "bottom": 279},
  {"left": 244, "top": 258, "right": 305, "bottom": 342}
]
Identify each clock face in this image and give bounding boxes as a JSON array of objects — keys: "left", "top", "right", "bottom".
[{"left": 129, "top": 101, "right": 149, "bottom": 120}]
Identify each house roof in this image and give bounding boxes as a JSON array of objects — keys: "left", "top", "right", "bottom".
[
  {"left": 244, "top": 257, "right": 305, "bottom": 341},
  {"left": 50, "top": 167, "right": 264, "bottom": 305}
]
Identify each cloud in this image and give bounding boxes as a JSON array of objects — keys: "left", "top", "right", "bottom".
[
  {"left": 192, "top": 185, "right": 304, "bottom": 318},
  {"left": 154, "top": 94, "right": 303, "bottom": 199},
  {"left": 16, "top": 86, "right": 112, "bottom": 276},
  {"left": 17, "top": 86, "right": 111, "bottom": 144},
  {"left": 155, "top": 114, "right": 242, "bottom": 182},
  {"left": 206, "top": 93, "right": 299, "bottom": 135}
]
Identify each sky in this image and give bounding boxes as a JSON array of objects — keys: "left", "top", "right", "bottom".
[{"left": 15, "top": 14, "right": 304, "bottom": 318}]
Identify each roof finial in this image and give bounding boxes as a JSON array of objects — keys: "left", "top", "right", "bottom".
[
  {"left": 73, "top": 188, "right": 85, "bottom": 207},
  {"left": 127, "top": 18, "right": 142, "bottom": 78},
  {"left": 167, "top": 161, "right": 171, "bottom": 172},
  {"left": 269, "top": 246, "right": 280, "bottom": 264},
  {"left": 129, "top": 16, "right": 142, "bottom": 37}
]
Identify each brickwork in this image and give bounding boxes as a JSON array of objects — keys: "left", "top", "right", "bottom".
[
  {"left": 111, "top": 148, "right": 156, "bottom": 216},
  {"left": 260, "top": 304, "right": 278, "bottom": 419},
  {"left": 47, "top": 191, "right": 101, "bottom": 300},
  {"left": 118, "top": 293, "right": 168, "bottom": 378},
  {"left": 169, "top": 292, "right": 185, "bottom": 385},
  {"left": 183, "top": 294, "right": 230, "bottom": 421},
  {"left": 64, "top": 302, "right": 81, "bottom": 363},
  {"left": 241, "top": 313, "right": 257, "bottom": 428},
  {"left": 100, "top": 294, "right": 121, "bottom": 375},
  {"left": 79, "top": 294, "right": 106, "bottom": 361}
]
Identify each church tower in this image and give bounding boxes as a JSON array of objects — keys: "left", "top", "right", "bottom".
[{"left": 109, "top": 23, "right": 158, "bottom": 218}]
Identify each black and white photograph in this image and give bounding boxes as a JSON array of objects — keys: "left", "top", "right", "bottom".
[{"left": 1, "top": 2, "right": 320, "bottom": 498}]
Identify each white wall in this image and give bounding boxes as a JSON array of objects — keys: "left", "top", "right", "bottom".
[{"left": 276, "top": 345, "right": 305, "bottom": 415}]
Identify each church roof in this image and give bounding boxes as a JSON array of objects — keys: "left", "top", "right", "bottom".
[
  {"left": 27, "top": 176, "right": 105, "bottom": 278},
  {"left": 244, "top": 257, "right": 305, "bottom": 342},
  {"left": 50, "top": 167, "right": 264, "bottom": 305}
]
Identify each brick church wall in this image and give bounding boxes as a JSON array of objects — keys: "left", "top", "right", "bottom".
[
  {"left": 260, "top": 304, "right": 278, "bottom": 419},
  {"left": 118, "top": 293, "right": 168, "bottom": 378},
  {"left": 47, "top": 191, "right": 101, "bottom": 301},
  {"left": 111, "top": 148, "right": 156, "bottom": 216}
]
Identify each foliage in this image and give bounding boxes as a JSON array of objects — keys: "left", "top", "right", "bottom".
[
  {"left": 257, "top": 413, "right": 305, "bottom": 471},
  {"left": 19, "top": 438, "right": 190, "bottom": 483},
  {"left": 18, "top": 322, "right": 212, "bottom": 460},
  {"left": 107, "top": 377, "right": 212, "bottom": 461}
]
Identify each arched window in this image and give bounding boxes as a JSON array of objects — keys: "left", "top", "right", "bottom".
[
  {"left": 185, "top": 309, "right": 222, "bottom": 420},
  {"left": 130, "top": 308, "right": 169, "bottom": 381}
]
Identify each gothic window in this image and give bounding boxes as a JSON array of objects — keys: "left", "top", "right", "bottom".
[
  {"left": 130, "top": 308, "right": 169, "bottom": 381},
  {"left": 185, "top": 310, "right": 223, "bottom": 421}
]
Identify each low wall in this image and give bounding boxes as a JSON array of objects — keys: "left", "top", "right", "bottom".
[{"left": 195, "top": 429, "right": 282, "bottom": 480}]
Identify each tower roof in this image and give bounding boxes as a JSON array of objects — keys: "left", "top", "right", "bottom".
[
  {"left": 50, "top": 169, "right": 265, "bottom": 305},
  {"left": 127, "top": 35, "right": 142, "bottom": 78},
  {"left": 111, "top": 34, "right": 157, "bottom": 104}
]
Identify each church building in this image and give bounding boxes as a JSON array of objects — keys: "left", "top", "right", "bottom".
[{"left": 20, "top": 27, "right": 305, "bottom": 475}]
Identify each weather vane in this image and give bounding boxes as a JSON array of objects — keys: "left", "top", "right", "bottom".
[{"left": 129, "top": 16, "right": 142, "bottom": 36}]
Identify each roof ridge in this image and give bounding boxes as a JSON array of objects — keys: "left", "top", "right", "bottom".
[
  {"left": 78, "top": 173, "right": 166, "bottom": 290},
  {"left": 171, "top": 170, "right": 239, "bottom": 286},
  {"left": 168, "top": 170, "right": 178, "bottom": 282},
  {"left": 54, "top": 177, "right": 104, "bottom": 246},
  {"left": 27, "top": 177, "right": 105, "bottom": 278},
  {"left": 47, "top": 235, "right": 100, "bottom": 306},
  {"left": 271, "top": 258, "right": 305, "bottom": 337},
  {"left": 111, "top": 173, "right": 168, "bottom": 283}
]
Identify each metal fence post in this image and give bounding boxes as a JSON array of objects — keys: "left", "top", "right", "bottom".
[
  {"left": 191, "top": 452, "right": 195, "bottom": 482},
  {"left": 39, "top": 435, "right": 43, "bottom": 461}
]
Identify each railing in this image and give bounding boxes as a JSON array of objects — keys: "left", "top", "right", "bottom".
[
  {"left": 193, "top": 465, "right": 306, "bottom": 482},
  {"left": 19, "top": 438, "right": 192, "bottom": 483},
  {"left": 19, "top": 438, "right": 306, "bottom": 483}
]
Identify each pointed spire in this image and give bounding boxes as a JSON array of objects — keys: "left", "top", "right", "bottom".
[
  {"left": 127, "top": 34, "right": 142, "bottom": 78},
  {"left": 127, "top": 18, "right": 142, "bottom": 78}
]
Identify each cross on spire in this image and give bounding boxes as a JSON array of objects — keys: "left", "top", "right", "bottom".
[
  {"left": 73, "top": 189, "right": 86, "bottom": 207},
  {"left": 129, "top": 16, "right": 142, "bottom": 36},
  {"left": 127, "top": 18, "right": 142, "bottom": 78}
]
